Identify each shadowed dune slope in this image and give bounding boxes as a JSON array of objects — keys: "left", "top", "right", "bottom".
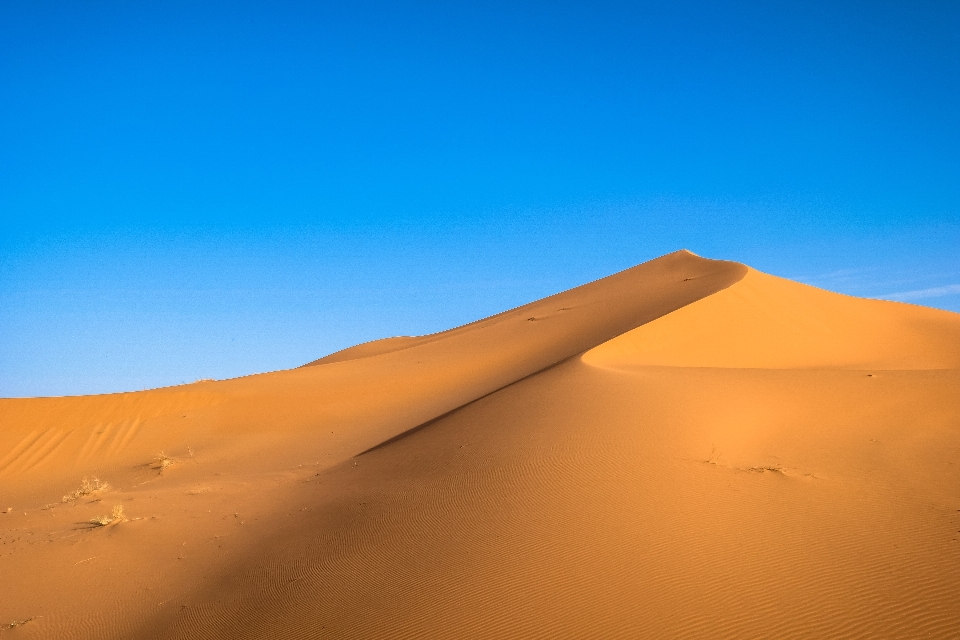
[{"left": 2, "top": 251, "right": 960, "bottom": 640}]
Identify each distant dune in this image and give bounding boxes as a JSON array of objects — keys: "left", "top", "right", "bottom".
[{"left": 2, "top": 250, "right": 959, "bottom": 639}]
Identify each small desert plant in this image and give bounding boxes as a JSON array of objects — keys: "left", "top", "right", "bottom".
[
  {"left": 704, "top": 446, "right": 723, "bottom": 466},
  {"left": 5, "top": 617, "right": 37, "bottom": 629},
  {"left": 745, "top": 464, "right": 785, "bottom": 474},
  {"left": 63, "top": 477, "right": 110, "bottom": 503},
  {"left": 154, "top": 452, "right": 175, "bottom": 473},
  {"left": 90, "top": 504, "right": 125, "bottom": 527}
]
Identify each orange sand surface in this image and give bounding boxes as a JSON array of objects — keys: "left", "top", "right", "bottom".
[{"left": 2, "top": 250, "right": 959, "bottom": 639}]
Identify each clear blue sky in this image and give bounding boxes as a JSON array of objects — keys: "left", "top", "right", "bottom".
[{"left": 2, "top": 1, "right": 959, "bottom": 397}]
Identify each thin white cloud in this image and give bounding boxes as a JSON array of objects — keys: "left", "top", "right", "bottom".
[{"left": 879, "top": 284, "right": 960, "bottom": 301}]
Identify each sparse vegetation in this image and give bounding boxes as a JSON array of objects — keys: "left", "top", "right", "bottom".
[
  {"left": 4, "top": 617, "right": 37, "bottom": 629},
  {"left": 62, "top": 477, "right": 110, "bottom": 503},
  {"left": 700, "top": 450, "right": 788, "bottom": 475},
  {"left": 706, "top": 446, "right": 721, "bottom": 465},
  {"left": 90, "top": 505, "right": 126, "bottom": 527},
  {"left": 745, "top": 465, "right": 785, "bottom": 474},
  {"left": 154, "top": 452, "right": 175, "bottom": 473}
]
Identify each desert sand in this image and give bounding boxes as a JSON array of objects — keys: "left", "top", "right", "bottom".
[{"left": 2, "top": 249, "right": 959, "bottom": 639}]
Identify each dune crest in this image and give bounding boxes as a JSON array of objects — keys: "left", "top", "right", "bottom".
[{"left": 301, "top": 335, "right": 429, "bottom": 366}]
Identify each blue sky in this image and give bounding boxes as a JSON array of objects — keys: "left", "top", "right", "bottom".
[{"left": 2, "top": 1, "right": 959, "bottom": 397}]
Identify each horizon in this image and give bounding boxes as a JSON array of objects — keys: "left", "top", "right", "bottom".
[{"left": 3, "top": 0, "right": 959, "bottom": 397}]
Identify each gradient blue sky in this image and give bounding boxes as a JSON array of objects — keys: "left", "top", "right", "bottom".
[{"left": 2, "top": 1, "right": 959, "bottom": 397}]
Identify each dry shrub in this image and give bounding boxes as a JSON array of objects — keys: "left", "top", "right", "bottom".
[
  {"left": 62, "top": 477, "right": 109, "bottom": 503},
  {"left": 5, "top": 617, "right": 37, "bottom": 629},
  {"left": 154, "top": 452, "right": 175, "bottom": 473},
  {"left": 90, "top": 505, "right": 126, "bottom": 527}
]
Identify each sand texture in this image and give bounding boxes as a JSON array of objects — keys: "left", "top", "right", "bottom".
[{"left": 2, "top": 250, "right": 959, "bottom": 639}]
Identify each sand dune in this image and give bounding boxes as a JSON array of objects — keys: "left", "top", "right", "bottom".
[{"left": 2, "top": 250, "right": 959, "bottom": 639}]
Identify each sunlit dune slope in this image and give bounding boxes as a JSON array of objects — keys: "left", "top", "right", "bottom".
[
  {"left": 585, "top": 267, "right": 960, "bottom": 369},
  {"left": 2, "top": 251, "right": 959, "bottom": 640}
]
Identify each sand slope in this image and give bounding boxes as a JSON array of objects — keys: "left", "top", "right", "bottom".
[
  {"left": 2, "top": 251, "right": 959, "bottom": 639},
  {"left": 584, "top": 267, "right": 960, "bottom": 369}
]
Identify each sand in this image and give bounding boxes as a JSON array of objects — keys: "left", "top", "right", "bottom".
[{"left": 1, "top": 249, "right": 958, "bottom": 639}]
